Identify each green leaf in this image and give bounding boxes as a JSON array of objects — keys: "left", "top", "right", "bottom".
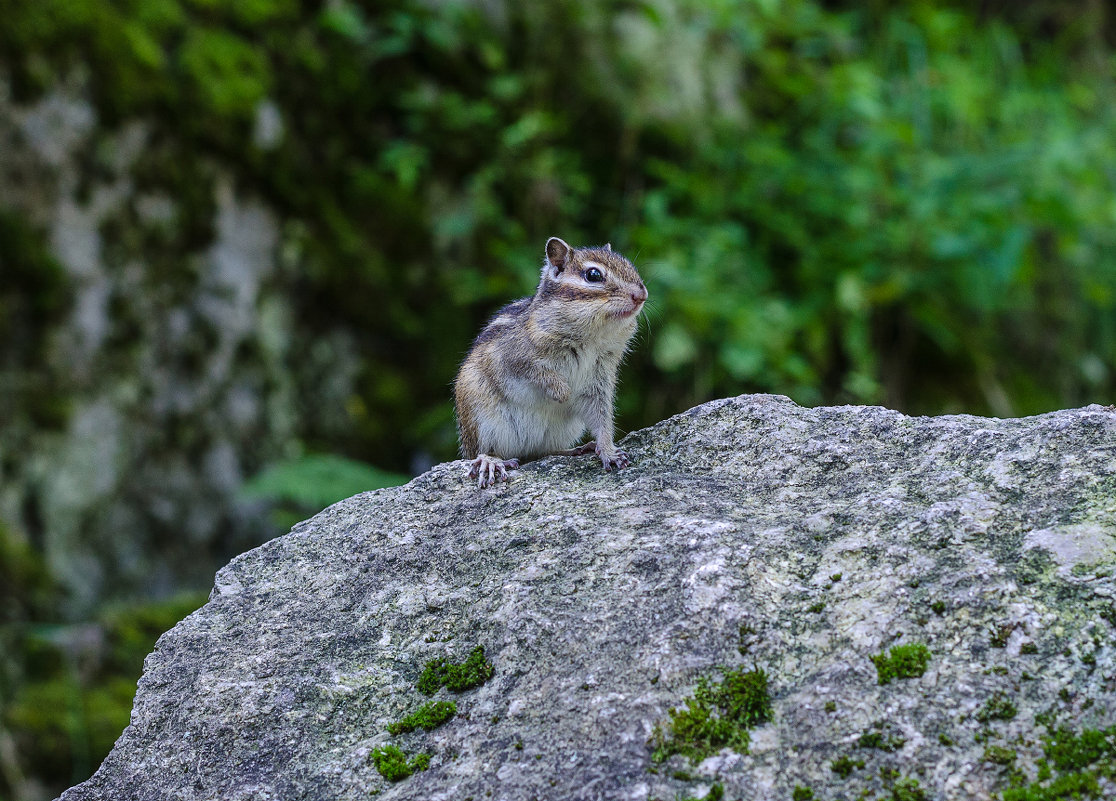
[
  {"left": 240, "top": 454, "right": 409, "bottom": 512},
  {"left": 178, "top": 28, "right": 271, "bottom": 116}
]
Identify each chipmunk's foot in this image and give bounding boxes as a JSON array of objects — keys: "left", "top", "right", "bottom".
[
  {"left": 467, "top": 455, "right": 520, "bottom": 488},
  {"left": 596, "top": 444, "right": 631, "bottom": 472},
  {"left": 558, "top": 441, "right": 597, "bottom": 457}
]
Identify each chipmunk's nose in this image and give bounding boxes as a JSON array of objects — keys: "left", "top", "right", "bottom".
[{"left": 632, "top": 282, "right": 648, "bottom": 304}]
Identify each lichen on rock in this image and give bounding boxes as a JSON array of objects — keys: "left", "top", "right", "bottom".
[{"left": 57, "top": 395, "right": 1116, "bottom": 800}]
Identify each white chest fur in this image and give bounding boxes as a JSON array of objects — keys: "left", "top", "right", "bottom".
[{"left": 485, "top": 347, "right": 615, "bottom": 460}]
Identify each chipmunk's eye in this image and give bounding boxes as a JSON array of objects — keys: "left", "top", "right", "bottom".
[{"left": 585, "top": 267, "right": 604, "bottom": 283}]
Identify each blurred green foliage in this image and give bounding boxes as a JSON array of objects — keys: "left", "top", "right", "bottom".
[
  {"left": 1, "top": 0, "right": 1116, "bottom": 797},
  {"left": 240, "top": 453, "right": 410, "bottom": 530},
  {"left": 5, "top": 0, "right": 1114, "bottom": 478},
  {"left": 2, "top": 521, "right": 205, "bottom": 798},
  {"left": 630, "top": 4, "right": 1116, "bottom": 417},
  {"left": 0, "top": 211, "right": 72, "bottom": 432}
]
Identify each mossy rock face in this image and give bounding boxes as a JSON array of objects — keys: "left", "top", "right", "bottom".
[{"left": 57, "top": 396, "right": 1116, "bottom": 800}]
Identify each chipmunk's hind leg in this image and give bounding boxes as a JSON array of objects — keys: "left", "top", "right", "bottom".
[
  {"left": 556, "top": 441, "right": 597, "bottom": 457},
  {"left": 556, "top": 441, "right": 630, "bottom": 470},
  {"left": 467, "top": 455, "right": 520, "bottom": 488}
]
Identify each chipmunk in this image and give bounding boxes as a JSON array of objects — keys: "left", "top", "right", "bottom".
[{"left": 454, "top": 237, "right": 647, "bottom": 487}]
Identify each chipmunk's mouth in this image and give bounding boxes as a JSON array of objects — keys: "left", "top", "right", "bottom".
[
  {"left": 614, "top": 300, "right": 644, "bottom": 318},
  {"left": 606, "top": 285, "right": 648, "bottom": 320}
]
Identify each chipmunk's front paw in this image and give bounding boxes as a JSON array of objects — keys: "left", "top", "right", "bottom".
[
  {"left": 467, "top": 455, "right": 520, "bottom": 488},
  {"left": 595, "top": 445, "right": 631, "bottom": 472}
]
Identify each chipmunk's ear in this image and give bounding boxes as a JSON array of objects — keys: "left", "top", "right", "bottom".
[
  {"left": 604, "top": 243, "right": 612, "bottom": 252},
  {"left": 545, "top": 237, "right": 571, "bottom": 276}
]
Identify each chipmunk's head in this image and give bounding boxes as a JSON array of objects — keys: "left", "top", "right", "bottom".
[{"left": 535, "top": 237, "right": 647, "bottom": 336}]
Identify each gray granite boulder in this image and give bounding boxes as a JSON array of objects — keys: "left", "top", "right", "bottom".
[{"left": 59, "top": 395, "right": 1116, "bottom": 801}]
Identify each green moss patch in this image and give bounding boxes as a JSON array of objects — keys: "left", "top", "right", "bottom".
[
  {"left": 370, "top": 745, "right": 430, "bottom": 782},
  {"left": 999, "top": 726, "right": 1116, "bottom": 800},
  {"left": 984, "top": 745, "right": 1017, "bottom": 765},
  {"left": 387, "top": 700, "right": 456, "bottom": 735},
  {"left": 975, "top": 692, "right": 1018, "bottom": 723},
  {"left": 891, "top": 777, "right": 927, "bottom": 801},
  {"left": 650, "top": 666, "right": 772, "bottom": 764},
  {"left": 1002, "top": 771, "right": 1101, "bottom": 800},
  {"left": 857, "top": 721, "right": 907, "bottom": 752},
  {"left": 871, "top": 643, "right": 931, "bottom": 685},
  {"left": 1043, "top": 726, "right": 1116, "bottom": 771},
  {"left": 417, "top": 646, "right": 494, "bottom": 695},
  {"left": 830, "top": 754, "right": 865, "bottom": 778}
]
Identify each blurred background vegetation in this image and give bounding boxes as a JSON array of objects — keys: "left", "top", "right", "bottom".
[{"left": 1, "top": 0, "right": 1114, "bottom": 798}]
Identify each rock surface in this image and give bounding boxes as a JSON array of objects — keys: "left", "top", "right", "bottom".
[{"left": 58, "top": 395, "right": 1116, "bottom": 801}]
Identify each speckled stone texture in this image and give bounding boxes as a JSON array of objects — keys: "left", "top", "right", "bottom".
[{"left": 58, "top": 395, "right": 1116, "bottom": 801}]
